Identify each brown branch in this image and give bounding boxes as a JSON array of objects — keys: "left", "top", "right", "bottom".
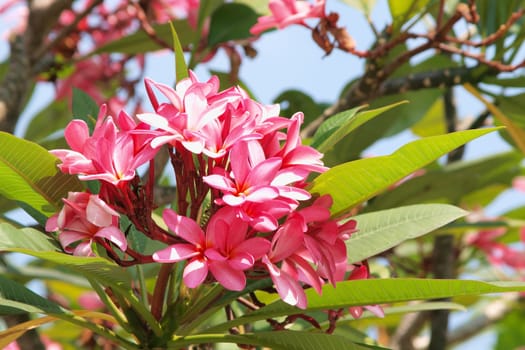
[
  {"left": 0, "top": 0, "right": 72, "bottom": 133},
  {"left": 0, "top": 36, "right": 30, "bottom": 133},
  {"left": 32, "top": 0, "right": 103, "bottom": 63},
  {"left": 389, "top": 309, "right": 429, "bottom": 350}
]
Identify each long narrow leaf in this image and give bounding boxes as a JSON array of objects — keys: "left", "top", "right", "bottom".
[
  {"left": 347, "top": 204, "right": 467, "bottom": 263},
  {"left": 309, "top": 128, "right": 500, "bottom": 217},
  {"left": 170, "top": 331, "right": 380, "bottom": 350},
  {"left": 0, "top": 222, "right": 60, "bottom": 252},
  {"left": 0, "top": 275, "right": 65, "bottom": 315},
  {"left": 205, "top": 278, "right": 525, "bottom": 333},
  {"left": 311, "top": 101, "right": 407, "bottom": 153},
  {"left": 0, "top": 132, "right": 83, "bottom": 218}
]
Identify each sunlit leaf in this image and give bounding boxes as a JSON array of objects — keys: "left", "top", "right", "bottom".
[
  {"left": 0, "top": 315, "right": 58, "bottom": 348},
  {"left": 311, "top": 101, "right": 406, "bottom": 153},
  {"left": 0, "top": 132, "right": 83, "bottom": 219},
  {"left": 347, "top": 204, "right": 467, "bottom": 264},
  {"left": 0, "top": 222, "right": 60, "bottom": 252},
  {"left": 206, "top": 279, "right": 525, "bottom": 332},
  {"left": 388, "top": 0, "right": 430, "bottom": 33},
  {"left": 464, "top": 83, "right": 525, "bottom": 154},
  {"left": 169, "top": 22, "right": 189, "bottom": 81},
  {"left": 309, "top": 128, "right": 500, "bottom": 217},
  {"left": 25, "top": 250, "right": 131, "bottom": 288},
  {"left": 365, "top": 152, "right": 522, "bottom": 211},
  {"left": 411, "top": 97, "right": 446, "bottom": 137}
]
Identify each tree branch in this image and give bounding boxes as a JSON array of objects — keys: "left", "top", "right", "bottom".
[{"left": 0, "top": 0, "right": 71, "bottom": 133}]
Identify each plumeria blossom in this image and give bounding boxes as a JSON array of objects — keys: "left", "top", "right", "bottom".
[
  {"left": 50, "top": 104, "right": 158, "bottom": 185},
  {"left": 204, "top": 141, "right": 311, "bottom": 229},
  {"left": 466, "top": 227, "right": 525, "bottom": 269},
  {"left": 295, "top": 195, "right": 356, "bottom": 285},
  {"left": 260, "top": 196, "right": 357, "bottom": 309},
  {"left": 153, "top": 207, "right": 270, "bottom": 291},
  {"left": 138, "top": 74, "right": 237, "bottom": 154},
  {"left": 45, "top": 192, "right": 127, "bottom": 257},
  {"left": 250, "top": 0, "right": 326, "bottom": 35},
  {"left": 47, "top": 71, "right": 363, "bottom": 310}
]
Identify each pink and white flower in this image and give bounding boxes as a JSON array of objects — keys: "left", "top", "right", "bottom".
[
  {"left": 250, "top": 0, "right": 326, "bottom": 35},
  {"left": 45, "top": 192, "right": 127, "bottom": 257},
  {"left": 50, "top": 105, "right": 158, "bottom": 185}
]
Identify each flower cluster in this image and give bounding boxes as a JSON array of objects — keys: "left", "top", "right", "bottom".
[{"left": 47, "top": 71, "right": 361, "bottom": 308}]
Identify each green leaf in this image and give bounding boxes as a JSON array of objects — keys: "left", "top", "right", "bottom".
[
  {"left": 311, "top": 101, "right": 407, "bottom": 153},
  {"left": 411, "top": 97, "right": 446, "bottom": 137},
  {"left": 169, "top": 22, "right": 189, "bottom": 81},
  {"left": 171, "top": 331, "right": 380, "bottom": 350},
  {"left": 24, "top": 100, "right": 71, "bottom": 143},
  {"left": 93, "top": 21, "right": 197, "bottom": 55},
  {"left": 365, "top": 152, "right": 522, "bottom": 211},
  {"left": 388, "top": 0, "right": 430, "bottom": 33},
  {"left": 207, "top": 3, "right": 260, "bottom": 46},
  {"left": 72, "top": 88, "right": 99, "bottom": 132},
  {"left": 0, "top": 132, "right": 83, "bottom": 218},
  {"left": 0, "top": 222, "right": 60, "bottom": 252},
  {"left": 206, "top": 279, "right": 525, "bottom": 332},
  {"left": 0, "top": 275, "right": 65, "bottom": 315},
  {"left": 12, "top": 250, "right": 132, "bottom": 289},
  {"left": 308, "top": 127, "right": 500, "bottom": 217},
  {"left": 234, "top": 0, "right": 270, "bottom": 15},
  {"left": 273, "top": 89, "right": 326, "bottom": 124},
  {"left": 347, "top": 204, "right": 467, "bottom": 264},
  {"left": 465, "top": 84, "right": 525, "bottom": 154}
]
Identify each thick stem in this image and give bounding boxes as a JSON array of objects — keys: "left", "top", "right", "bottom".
[{"left": 151, "top": 263, "right": 174, "bottom": 321}]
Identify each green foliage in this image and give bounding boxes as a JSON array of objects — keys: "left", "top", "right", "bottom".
[
  {"left": 170, "top": 22, "right": 189, "bottom": 82},
  {"left": 273, "top": 89, "right": 327, "bottom": 124},
  {"left": 170, "top": 331, "right": 384, "bottom": 350},
  {"left": 93, "top": 21, "right": 197, "bottom": 55},
  {"left": 0, "top": 275, "right": 65, "bottom": 315},
  {"left": 207, "top": 3, "right": 260, "bottom": 46},
  {"left": 72, "top": 88, "right": 99, "bottom": 132},
  {"left": 365, "top": 152, "right": 522, "bottom": 211},
  {"left": 204, "top": 279, "right": 525, "bottom": 333},
  {"left": 309, "top": 128, "right": 500, "bottom": 217},
  {"left": 0, "top": 132, "right": 83, "bottom": 219},
  {"left": 347, "top": 204, "right": 467, "bottom": 264}
]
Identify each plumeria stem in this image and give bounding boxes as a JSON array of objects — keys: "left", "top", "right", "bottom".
[{"left": 151, "top": 263, "right": 175, "bottom": 320}]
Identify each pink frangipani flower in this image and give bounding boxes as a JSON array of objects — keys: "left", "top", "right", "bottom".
[
  {"left": 250, "top": 0, "right": 326, "bottom": 35},
  {"left": 153, "top": 207, "right": 270, "bottom": 290},
  {"left": 50, "top": 105, "right": 158, "bottom": 185},
  {"left": 45, "top": 192, "right": 127, "bottom": 256}
]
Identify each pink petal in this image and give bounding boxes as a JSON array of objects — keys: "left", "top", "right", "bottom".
[
  {"left": 235, "top": 237, "right": 271, "bottom": 260},
  {"left": 95, "top": 226, "right": 128, "bottom": 252},
  {"left": 209, "top": 261, "right": 246, "bottom": 291},
  {"left": 245, "top": 186, "right": 280, "bottom": 202},
  {"left": 202, "top": 174, "right": 235, "bottom": 192},
  {"left": 228, "top": 252, "right": 255, "bottom": 270},
  {"left": 86, "top": 195, "right": 119, "bottom": 227},
  {"left": 152, "top": 244, "right": 199, "bottom": 262},
  {"left": 183, "top": 258, "right": 209, "bottom": 288},
  {"left": 163, "top": 209, "right": 204, "bottom": 245},
  {"left": 64, "top": 120, "right": 90, "bottom": 152}
]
